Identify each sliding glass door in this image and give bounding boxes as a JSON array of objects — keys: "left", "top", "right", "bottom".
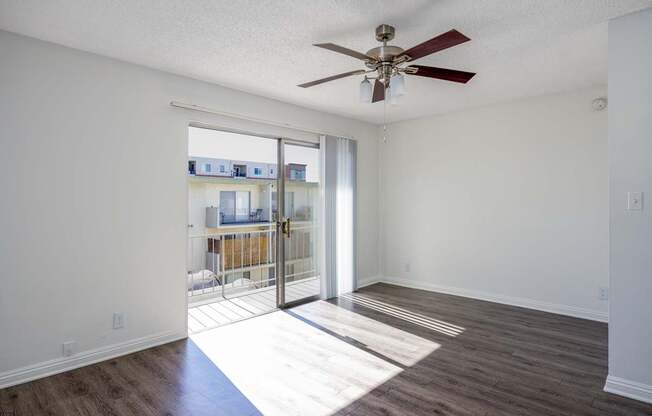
[
  {"left": 186, "top": 124, "right": 320, "bottom": 330},
  {"left": 276, "top": 139, "right": 321, "bottom": 307}
]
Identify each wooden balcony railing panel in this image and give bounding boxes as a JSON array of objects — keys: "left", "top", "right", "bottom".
[{"left": 208, "top": 235, "right": 272, "bottom": 269}]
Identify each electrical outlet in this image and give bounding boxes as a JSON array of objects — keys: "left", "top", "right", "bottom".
[
  {"left": 599, "top": 287, "right": 609, "bottom": 301},
  {"left": 627, "top": 192, "right": 643, "bottom": 211},
  {"left": 113, "top": 312, "right": 124, "bottom": 329},
  {"left": 62, "top": 341, "right": 76, "bottom": 357}
]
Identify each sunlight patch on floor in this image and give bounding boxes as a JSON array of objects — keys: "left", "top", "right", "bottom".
[
  {"left": 291, "top": 301, "right": 440, "bottom": 366},
  {"left": 191, "top": 308, "right": 405, "bottom": 416},
  {"left": 339, "top": 293, "right": 465, "bottom": 337}
]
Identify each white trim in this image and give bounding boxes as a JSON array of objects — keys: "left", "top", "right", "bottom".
[
  {"left": 357, "top": 275, "right": 383, "bottom": 289},
  {"left": 378, "top": 277, "right": 608, "bottom": 323},
  {"left": 605, "top": 375, "right": 652, "bottom": 404},
  {"left": 0, "top": 330, "right": 187, "bottom": 389},
  {"left": 175, "top": 102, "right": 353, "bottom": 140}
]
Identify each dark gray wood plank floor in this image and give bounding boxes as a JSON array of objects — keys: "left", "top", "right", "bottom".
[
  {"left": 330, "top": 284, "right": 652, "bottom": 416},
  {"left": 2, "top": 282, "right": 651, "bottom": 415},
  {"left": 0, "top": 338, "right": 261, "bottom": 416}
]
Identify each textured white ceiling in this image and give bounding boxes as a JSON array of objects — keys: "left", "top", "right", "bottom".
[{"left": 1, "top": 0, "right": 651, "bottom": 124}]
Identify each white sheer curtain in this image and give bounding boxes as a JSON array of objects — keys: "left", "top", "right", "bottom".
[{"left": 320, "top": 135, "right": 357, "bottom": 299}]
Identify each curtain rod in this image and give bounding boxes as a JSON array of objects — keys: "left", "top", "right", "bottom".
[{"left": 169, "top": 101, "right": 352, "bottom": 139}]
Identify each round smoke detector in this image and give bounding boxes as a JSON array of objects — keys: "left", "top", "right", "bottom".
[{"left": 592, "top": 97, "right": 608, "bottom": 111}]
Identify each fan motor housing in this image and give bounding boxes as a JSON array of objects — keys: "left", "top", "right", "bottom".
[{"left": 366, "top": 45, "right": 404, "bottom": 62}]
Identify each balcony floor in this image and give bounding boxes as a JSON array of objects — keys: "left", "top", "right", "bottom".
[{"left": 187, "top": 278, "right": 320, "bottom": 334}]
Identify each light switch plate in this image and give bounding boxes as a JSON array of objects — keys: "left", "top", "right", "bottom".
[
  {"left": 627, "top": 192, "right": 643, "bottom": 211},
  {"left": 62, "top": 341, "right": 76, "bottom": 357},
  {"left": 113, "top": 312, "right": 124, "bottom": 329}
]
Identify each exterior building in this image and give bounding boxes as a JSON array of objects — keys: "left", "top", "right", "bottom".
[
  {"left": 187, "top": 156, "right": 319, "bottom": 297},
  {"left": 245, "top": 161, "right": 273, "bottom": 179},
  {"left": 188, "top": 156, "right": 305, "bottom": 182},
  {"left": 189, "top": 157, "right": 232, "bottom": 177},
  {"left": 286, "top": 163, "right": 307, "bottom": 182}
]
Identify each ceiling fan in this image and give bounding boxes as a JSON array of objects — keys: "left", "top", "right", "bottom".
[{"left": 298, "top": 24, "right": 476, "bottom": 103}]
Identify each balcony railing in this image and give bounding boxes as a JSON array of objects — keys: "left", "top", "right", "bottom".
[{"left": 187, "top": 224, "right": 318, "bottom": 302}]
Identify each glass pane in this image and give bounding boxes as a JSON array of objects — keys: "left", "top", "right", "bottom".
[
  {"left": 220, "top": 191, "right": 236, "bottom": 223},
  {"left": 187, "top": 126, "right": 279, "bottom": 329},
  {"left": 235, "top": 191, "right": 250, "bottom": 222},
  {"left": 283, "top": 143, "right": 320, "bottom": 304}
]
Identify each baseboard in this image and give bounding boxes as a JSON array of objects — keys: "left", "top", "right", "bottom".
[
  {"left": 0, "top": 330, "right": 187, "bottom": 389},
  {"left": 605, "top": 375, "right": 652, "bottom": 404},
  {"left": 357, "top": 275, "right": 383, "bottom": 289},
  {"left": 380, "top": 277, "right": 608, "bottom": 323}
]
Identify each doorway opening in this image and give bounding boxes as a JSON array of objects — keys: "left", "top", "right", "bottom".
[{"left": 186, "top": 126, "right": 321, "bottom": 334}]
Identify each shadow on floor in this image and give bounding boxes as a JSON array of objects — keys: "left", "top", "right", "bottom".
[{"left": 0, "top": 338, "right": 261, "bottom": 416}]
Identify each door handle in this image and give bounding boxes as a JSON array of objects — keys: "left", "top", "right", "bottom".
[{"left": 281, "top": 217, "right": 291, "bottom": 237}]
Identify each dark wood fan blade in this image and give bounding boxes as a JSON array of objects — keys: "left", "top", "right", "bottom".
[
  {"left": 372, "top": 79, "right": 385, "bottom": 103},
  {"left": 401, "top": 29, "right": 470, "bottom": 61},
  {"left": 407, "top": 65, "right": 476, "bottom": 84},
  {"left": 298, "top": 69, "right": 366, "bottom": 88},
  {"left": 314, "top": 43, "right": 373, "bottom": 61}
]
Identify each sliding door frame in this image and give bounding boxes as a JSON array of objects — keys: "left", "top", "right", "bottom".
[
  {"left": 187, "top": 122, "right": 320, "bottom": 311},
  {"left": 276, "top": 138, "right": 287, "bottom": 307},
  {"left": 276, "top": 137, "right": 321, "bottom": 309}
]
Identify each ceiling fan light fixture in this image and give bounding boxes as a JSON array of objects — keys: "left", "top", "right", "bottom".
[
  {"left": 359, "top": 77, "right": 373, "bottom": 103},
  {"left": 390, "top": 73, "right": 406, "bottom": 97},
  {"left": 299, "top": 25, "right": 475, "bottom": 105},
  {"left": 387, "top": 84, "right": 399, "bottom": 105}
]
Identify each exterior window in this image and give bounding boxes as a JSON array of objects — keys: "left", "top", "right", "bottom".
[
  {"left": 254, "top": 167, "right": 262, "bottom": 176},
  {"left": 219, "top": 165, "right": 225, "bottom": 173},
  {"left": 220, "top": 191, "right": 235, "bottom": 223},
  {"left": 286, "top": 164, "right": 306, "bottom": 181},
  {"left": 204, "top": 163, "right": 211, "bottom": 173},
  {"left": 235, "top": 191, "right": 250, "bottom": 221},
  {"left": 220, "top": 191, "right": 250, "bottom": 224},
  {"left": 233, "top": 164, "right": 246, "bottom": 177}
]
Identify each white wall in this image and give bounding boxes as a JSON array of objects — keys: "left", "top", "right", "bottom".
[
  {"left": 379, "top": 87, "right": 608, "bottom": 320},
  {"left": 606, "top": 7, "right": 652, "bottom": 402},
  {"left": 0, "top": 30, "right": 378, "bottom": 384}
]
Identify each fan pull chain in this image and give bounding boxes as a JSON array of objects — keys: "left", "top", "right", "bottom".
[{"left": 382, "top": 94, "right": 388, "bottom": 143}]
